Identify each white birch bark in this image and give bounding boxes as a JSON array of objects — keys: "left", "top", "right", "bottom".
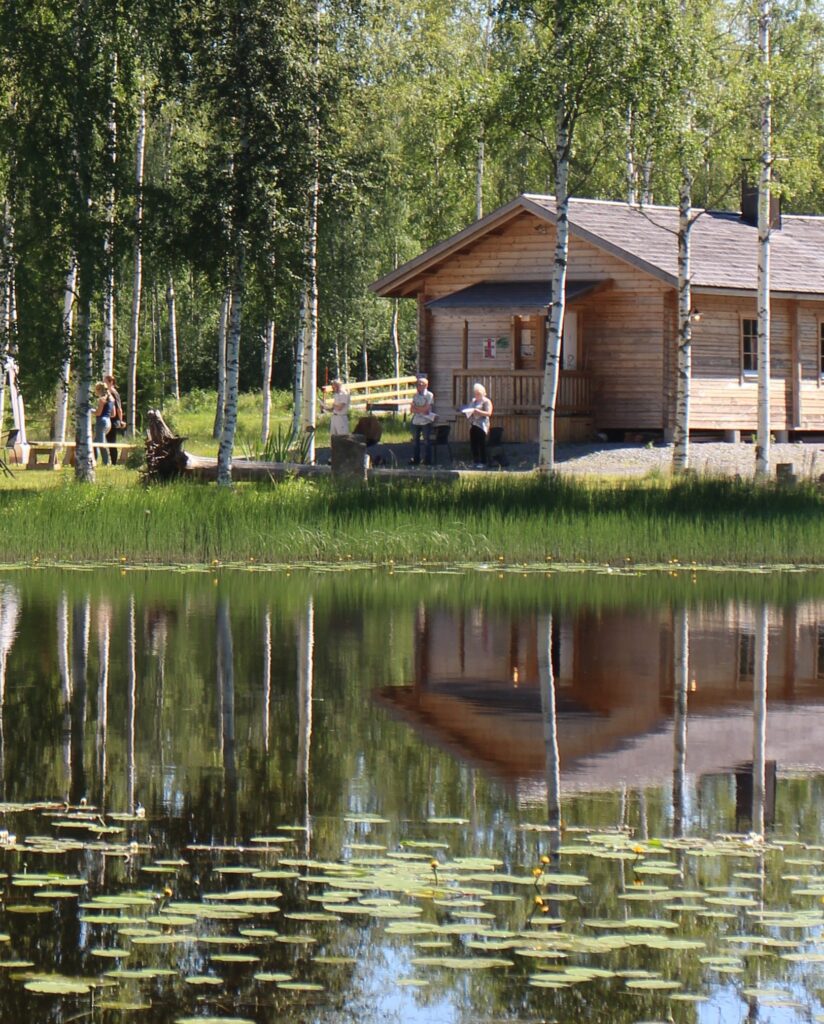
[
  {"left": 625, "top": 106, "right": 637, "bottom": 206},
  {"left": 166, "top": 275, "right": 180, "bottom": 400},
  {"left": 672, "top": 172, "right": 693, "bottom": 473},
  {"left": 217, "top": 599, "right": 237, "bottom": 823},
  {"left": 301, "top": 174, "right": 319, "bottom": 464},
  {"left": 672, "top": 606, "right": 689, "bottom": 837},
  {"left": 292, "top": 294, "right": 306, "bottom": 441},
  {"left": 755, "top": 0, "right": 772, "bottom": 479},
  {"left": 101, "top": 53, "right": 118, "bottom": 379},
  {"left": 217, "top": 247, "right": 244, "bottom": 486},
  {"left": 475, "top": 131, "right": 485, "bottom": 221},
  {"left": 752, "top": 603, "right": 768, "bottom": 835},
  {"left": 74, "top": 283, "right": 96, "bottom": 482},
  {"left": 261, "top": 320, "right": 275, "bottom": 444},
  {"left": 213, "top": 289, "right": 230, "bottom": 439},
  {"left": 0, "top": 200, "right": 10, "bottom": 433},
  {"left": 95, "top": 602, "right": 110, "bottom": 804},
  {"left": 390, "top": 298, "right": 400, "bottom": 382},
  {"left": 54, "top": 260, "right": 78, "bottom": 443},
  {"left": 127, "top": 91, "right": 146, "bottom": 438},
  {"left": 538, "top": 104, "right": 570, "bottom": 471}
]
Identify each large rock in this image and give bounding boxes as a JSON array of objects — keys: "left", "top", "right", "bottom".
[{"left": 331, "top": 433, "right": 368, "bottom": 484}]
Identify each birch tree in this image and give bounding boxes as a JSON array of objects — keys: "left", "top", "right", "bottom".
[
  {"left": 127, "top": 90, "right": 146, "bottom": 438},
  {"left": 755, "top": 0, "right": 772, "bottom": 479},
  {"left": 502, "top": 0, "right": 655, "bottom": 470}
]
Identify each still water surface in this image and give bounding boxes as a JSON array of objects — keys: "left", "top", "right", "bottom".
[{"left": 0, "top": 567, "right": 823, "bottom": 1023}]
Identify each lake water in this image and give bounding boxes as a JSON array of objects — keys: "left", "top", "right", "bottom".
[{"left": 0, "top": 566, "right": 824, "bottom": 1023}]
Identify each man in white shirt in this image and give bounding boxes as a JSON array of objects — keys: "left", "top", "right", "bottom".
[{"left": 410, "top": 375, "right": 435, "bottom": 465}]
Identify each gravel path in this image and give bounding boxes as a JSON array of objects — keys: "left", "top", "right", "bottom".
[{"left": 553, "top": 441, "right": 824, "bottom": 479}]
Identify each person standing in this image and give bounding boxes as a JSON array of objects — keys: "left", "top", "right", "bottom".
[
  {"left": 104, "top": 374, "right": 124, "bottom": 464},
  {"left": 410, "top": 375, "right": 435, "bottom": 465},
  {"left": 93, "top": 382, "right": 114, "bottom": 466},
  {"left": 326, "top": 379, "right": 351, "bottom": 437},
  {"left": 468, "top": 382, "right": 493, "bottom": 468}
]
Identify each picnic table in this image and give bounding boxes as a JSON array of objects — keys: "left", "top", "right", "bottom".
[{"left": 25, "top": 441, "right": 139, "bottom": 470}]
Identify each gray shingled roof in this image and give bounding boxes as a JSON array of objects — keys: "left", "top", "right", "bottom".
[
  {"left": 524, "top": 194, "right": 824, "bottom": 296},
  {"left": 371, "top": 194, "right": 824, "bottom": 298}
]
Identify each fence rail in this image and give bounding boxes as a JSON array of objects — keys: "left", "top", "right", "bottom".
[
  {"left": 320, "top": 375, "right": 418, "bottom": 412},
  {"left": 452, "top": 369, "right": 592, "bottom": 415}
]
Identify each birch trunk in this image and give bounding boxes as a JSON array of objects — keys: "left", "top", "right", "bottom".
[
  {"left": 217, "top": 246, "right": 244, "bottom": 486},
  {"left": 261, "top": 320, "right": 275, "bottom": 444},
  {"left": 625, "top": 106, "right": 637, "bottom": 206},
  {"left": 166, "top": 275, "right": 180, "bottom": 400},
  {"left": 672, "top": 171, "right": 693, "bottom": 473},
  {"left": 301, "top": 172, "right": 319, "bottom": 464},
  {"left": 54, "top": 260, "right": 78, "bottom": 443},
  {"left": 755, "top": 0, "right": 772, "bottom": 479},
  {"left": 752, "top": 604, "right": 768, "bottom": 835},
  {"left": 538, "top": 103, "right": 570, "bottom": 471},
  {"left": 213, "top": 289, "right": 230, "bottom": 439},
  {"left": 101, "top": 54, "right": 118, "bottom": 379},
  {"left": 291, "top": 295, "right": 306, "bottom": 441},
  {"left": 127, "top": 92, "right": 146, "bottom": 438},
  {"left": 0, "top": 200, "right": 11, "bottom": 433},
  {"left": 74, "top": 275, "right": 96, "bottom": 482},
  {"left": 475, "top": 131, "right": 485, "bottom": 220},
  {"left": 390, "top": 298, "right": 400, "bottom": 382},
  {"left": 95, "top": 603, "right": 110, "bottom": 806},
  {"left": 297, "top": 597, "right": 314, "bottom": 854},
  {"left": 672, "top": 607, "right": 689, "bottom": 837}
]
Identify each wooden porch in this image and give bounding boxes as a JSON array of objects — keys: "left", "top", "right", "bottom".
[{"left": 450, "top": 369, "right": 594, "bottom": 443}]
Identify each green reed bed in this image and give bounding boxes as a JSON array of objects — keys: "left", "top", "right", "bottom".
[{"left": 1, "top": 473, "right": 823, "bottom": 566}]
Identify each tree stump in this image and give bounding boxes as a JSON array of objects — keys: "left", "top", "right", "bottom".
[
  {"left": 145, "top": 409, "right": 189, "bottom": 481},
  {"left": 776, "top": 463, "right": 797, "bottom": 486},
  {"left": 331, "top": 433, "right": 368, "bottom": 485}
]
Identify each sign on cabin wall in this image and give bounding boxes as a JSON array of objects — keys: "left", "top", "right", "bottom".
[
  {"left": 521, "top": 328, "right": 535, "bottom": 358},
  {"left": 483, "top": 335, "right": 509, "bottom": 360}
]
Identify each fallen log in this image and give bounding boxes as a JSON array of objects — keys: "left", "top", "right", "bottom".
[{"left": 144, "top": 410, "right": 472, "bottom": 483}]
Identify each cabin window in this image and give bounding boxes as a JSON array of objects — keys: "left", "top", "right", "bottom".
[
  {"left": 738, "top": 629, "right": 755, "bottom": 681},
  {"left": 741, "top": 319, "right": 758, "bottom": 377}
]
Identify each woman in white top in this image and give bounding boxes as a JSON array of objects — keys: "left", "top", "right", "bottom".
[
  {"left": 327, "top": 379, "right": 350, "bottom": 436},
  {"left": 468, "top": 382, "right": 493, "bottom": 468}
]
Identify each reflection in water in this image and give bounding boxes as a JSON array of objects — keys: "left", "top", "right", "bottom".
[{"left": 0, "top": 569, "right": 822, "bottom": 1023}]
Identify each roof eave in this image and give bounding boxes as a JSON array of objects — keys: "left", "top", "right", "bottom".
[{"left": 369, "top": 196, "right": 538, "bottom": 297}]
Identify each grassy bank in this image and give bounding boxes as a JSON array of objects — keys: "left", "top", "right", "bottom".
[{"left": 1, "top": 472, "right": 823, "bottom": 566}]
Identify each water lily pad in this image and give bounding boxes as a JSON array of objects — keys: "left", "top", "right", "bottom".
[{"left": 25, "top": 977, "right": 92, "bottom": 995}]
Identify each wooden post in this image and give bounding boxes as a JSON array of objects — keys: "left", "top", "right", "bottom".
[
  {"left": 461, "top": 320, "right": 468, "bottom": 370},
  {"left": 511, "top": 316, "right": 520, "bottom": 371},
  {"left": 417, "top": 293, "right": 432, "bottom": 375},
  {"left": 331, "top": 433, "right": 368, "bottom": 485}
]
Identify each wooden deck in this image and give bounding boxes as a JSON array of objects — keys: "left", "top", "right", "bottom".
[{"left": 451, "top": 369, "right": 593, "bottom": 442}]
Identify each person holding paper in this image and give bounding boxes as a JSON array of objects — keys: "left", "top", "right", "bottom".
[
  {"left": 466, "top": 382, "right": 493, "bottom": 468},
  {"left": 410, "top": 375, "right": 435, "bottom": 465}
]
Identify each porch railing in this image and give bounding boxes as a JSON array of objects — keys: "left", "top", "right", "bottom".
[{"left": 452, "top": 369, "right": 592, "bottom": 415}]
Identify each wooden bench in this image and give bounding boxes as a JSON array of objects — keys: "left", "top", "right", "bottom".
[{"left": 26, "top": 441, "right": 139, "bottom": 470}]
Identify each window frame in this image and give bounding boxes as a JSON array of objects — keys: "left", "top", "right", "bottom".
[{"left": 740, "top": 316, "right": 758, "bottom": 381}]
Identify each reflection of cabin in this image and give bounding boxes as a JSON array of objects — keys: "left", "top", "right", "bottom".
[
  {"left": 375, "top": 604, "right": 824, "bottom": 790},
  {"left": 370, "top": 194, "right": 824, "bottom": 442}
]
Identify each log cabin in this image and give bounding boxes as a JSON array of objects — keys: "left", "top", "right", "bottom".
[{"left": 370, "top": 193, "right": 824, "bottom": 443}]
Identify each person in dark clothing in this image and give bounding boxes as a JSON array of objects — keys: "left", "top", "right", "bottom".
[{"left": 104, "top": 374, "right": 124, "bottom": 464}]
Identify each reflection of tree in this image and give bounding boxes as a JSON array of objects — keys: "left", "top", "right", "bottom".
[
  {"left": 297, "top": 597, "right": 314, "bottom": 856},
  {"left": 263, "top": 607, "right": 272, "bottom": 753},
  {"left": 96, "top": 600, "right": 111, "bottom": 808},
  {"left": 216, "top": 597, "right": 237, "bottom": 836},
  {"left": 672, "top": 606, "right": 689, "bottom": 838},
  {"left": 69, "top": 596, "right": 90, "bottom": 804},
  {"left": 127, "top": 595, "right": 137, "bottom": 814},
  {"left": 0, "top": 582, "right": 21, "bottom": 796},
  {"left": 752, "top": 603, "right": 769, "bottom": 837},
  {"left": 538, "top": 613, "right": 561, "bottom": 859}
]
